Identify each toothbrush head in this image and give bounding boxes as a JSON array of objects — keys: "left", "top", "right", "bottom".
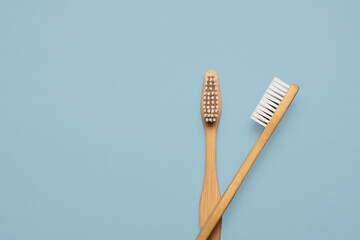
[
  {"left": 251, "top": 77, "right": 291, "bottom": 127},
  {"left": 201, "top": 70, "right": 221, "bottom": 125}
]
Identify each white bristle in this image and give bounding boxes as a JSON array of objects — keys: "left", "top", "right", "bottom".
[
  {"left": 250, "top": 77, "right": 290, "bottom": 127},
  {"left": 202, "top": 72, "right": 220, "bottom": 124},
  {"left": 273, "top": 77, "right": 290, "bottom": 88}
]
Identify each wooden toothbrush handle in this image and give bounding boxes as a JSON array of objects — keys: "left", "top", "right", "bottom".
[
  {"left": 199, "top": 127, "right": 222, "bottom": 240},
  {"left": 197, "top": 84, "right": 299, "bottom": 240}
]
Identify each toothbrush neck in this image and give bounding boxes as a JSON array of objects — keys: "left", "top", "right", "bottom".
[{"left": 205, "top": 127, "right": 218, "bottom": 166}]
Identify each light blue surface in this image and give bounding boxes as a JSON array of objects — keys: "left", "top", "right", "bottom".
[{"left": 1, "top": 0, "right": 360, "bottom": 239}]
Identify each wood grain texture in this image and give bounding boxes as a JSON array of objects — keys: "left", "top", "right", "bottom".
[
  {"left": 199, "top": 70, "right": 222, "bottom": 240},
  {"left": 197, "top": 84, "right": 299, "bottom": 240}
]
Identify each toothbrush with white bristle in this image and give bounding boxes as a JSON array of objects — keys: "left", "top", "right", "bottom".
[
  {"left": 199, "top": 70, "right": 222, "bottom": 240},
  {"left": 197, "top": 78, "right": 299, "bottom": 240}
]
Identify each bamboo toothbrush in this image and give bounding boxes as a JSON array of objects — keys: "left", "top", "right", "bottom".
[
  {"left": 197, "top": 78, "right": 299, "bottom": 240},
  {"left": 199, "top": 70, "right": 222, "bottom": 240}
]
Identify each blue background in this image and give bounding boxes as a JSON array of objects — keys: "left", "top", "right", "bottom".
[{"left": 1, "top": 0, "right": 359, "bottom": 239}]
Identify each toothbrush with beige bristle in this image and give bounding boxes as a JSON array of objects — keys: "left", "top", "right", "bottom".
[
  {"left": 199, "top": 70, "right": 222, "bottom": 240},
  {"left": 197, "top": 78, "right": 299, "bottom": 240}
]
